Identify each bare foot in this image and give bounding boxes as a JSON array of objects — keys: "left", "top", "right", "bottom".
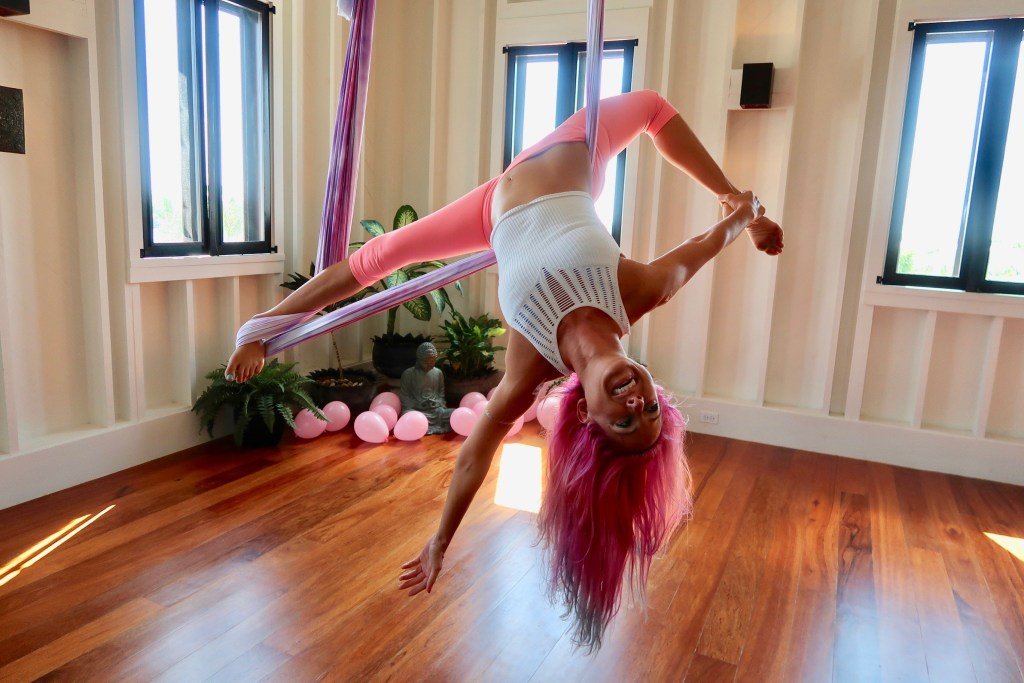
[
  {"left": 225, "top": 340, "right": 266, "bottom": 383},
  {"left": 746, "top": 215, "right": 784, "bottom": 256}
]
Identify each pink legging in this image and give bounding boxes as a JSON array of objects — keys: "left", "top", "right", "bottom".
[{"left": 348, "top": 89, "right": 678, "bottom": 286}]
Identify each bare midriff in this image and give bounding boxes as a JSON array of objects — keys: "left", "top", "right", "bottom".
[{"left": 490, "top": 141, "right": 592, "bottom": 226}]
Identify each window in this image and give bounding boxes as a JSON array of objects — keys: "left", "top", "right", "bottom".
[
  {"left": 882, "top": 18, "right": 1024, "bottom": 295},
  {"left": 134, "top": 0, "right": 273, "bottom": 258},
  {"left": 503, "top": 40, "right": 636, "bottom": 243}
]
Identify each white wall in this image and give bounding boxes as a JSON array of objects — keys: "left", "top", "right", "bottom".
[{"left": 0, "top": 0, "right": 1021, "bottom": 510}]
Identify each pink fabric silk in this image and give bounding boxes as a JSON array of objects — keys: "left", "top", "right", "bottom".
[{"left": 250, "top": 0, "right": 608, "bottom": 356}]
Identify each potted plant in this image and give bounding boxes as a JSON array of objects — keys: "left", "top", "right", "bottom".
[
  {"left": 192, "top": 359, "right": 325, "bottom": 448},
  {"left": 306, "top": 367, "right": 379, "bottom": 414},
  {"left": 282, "top": 203, "right": 461, "bottom": 379},
  {"left": 436, "top": 309, "right": 506, "bottom": 406}
]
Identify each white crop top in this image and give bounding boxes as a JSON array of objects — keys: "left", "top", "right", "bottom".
[{"left": 490, "top": 191, "right": 630, "bottom": 374}]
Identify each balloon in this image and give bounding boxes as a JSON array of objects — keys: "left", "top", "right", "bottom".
[
  {"left": 523, "top": 399, "right": 539, "bottom": 423},
  {"left": 472, "top": 400, "right": 488, "bottom": 417},
  {"left": 450, "top": 407, "right": 478, "bottom": 437},
  {"left": 537, "top": 396, "right": 562, "bottom": 430},
  {"left": 459, "top": 392, "right": 486, "bottom": 409},
  {"left": 504, "top": 415, "right": 525, "bottom": 439},
  {"left": 394, "top": 411, "right": 429, "bottom": 441},
  {"left": 354, "top": 411, "right": 389, "bottom": 443},
  {"left": 372, "top": 404, "right": 398, "bottom": 430},
  {"left": 487, "top": 387, "right": 497, "bottom": 400},
  {"left": 294, "top": 408, "right": 328, "bottom": 439},
  {"left": 370, "top": 391, "right": 402, "bottom": 413},
  {"left": 322, "top": 401, "right": 351, "bottom": 432}
]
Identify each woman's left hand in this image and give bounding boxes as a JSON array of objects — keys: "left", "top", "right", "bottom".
[{"left": 398, "top": 534, "right": 446, "bottom": 596}]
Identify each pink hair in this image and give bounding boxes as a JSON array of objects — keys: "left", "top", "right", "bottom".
[{"left": 537, "top": 374, "right": 692, "bottom": 653}]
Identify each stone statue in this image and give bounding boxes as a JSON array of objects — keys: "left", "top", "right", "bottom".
[{"left": 399, "top": 342, "right": 453, "bottom": 434}]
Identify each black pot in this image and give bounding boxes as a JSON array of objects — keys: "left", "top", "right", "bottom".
[
  {"left": 235, "top": 411, "right": 286, "bottom": 449},
  {"left": 444, "top": 370, "right": 503, "bottom": 407},
  {"left": 372, "top": 336, "right": 431, "bottom": 379},
  {"left": 307, "top": 368, "right": 380, "bottom": 414}
]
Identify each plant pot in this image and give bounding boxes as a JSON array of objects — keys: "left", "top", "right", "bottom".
[
  {"left": 444, "top": 369, "right": 504, "bottom": 407},
  {"left": 232, "top": 408, "right": 286, "bottom": 449},
  {"left": 372, "top": 334, "right": 432, "bottom": 379},
  {"left": 307, "top": 368, "right": 380, "bottom": 414}
]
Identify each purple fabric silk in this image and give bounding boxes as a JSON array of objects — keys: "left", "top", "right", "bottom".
[
  {"left": 259, "top": 0, "right": 605, "bottom": 356},
  {"left": 315, "top": 0, "right": 376, "bottom": 272}
]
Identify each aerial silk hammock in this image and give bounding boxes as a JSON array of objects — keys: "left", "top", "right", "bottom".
[{"left": 253, "top": 0, "right": 606, "bottom": 357}]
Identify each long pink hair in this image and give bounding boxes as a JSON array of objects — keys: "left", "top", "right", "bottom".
[{"left": 537, "top": 374, "right": 692, "bottom": 653}]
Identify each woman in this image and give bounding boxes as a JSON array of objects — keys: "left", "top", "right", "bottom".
[{"left": 226, "top": 89, "right": 783, "bottom": 650}]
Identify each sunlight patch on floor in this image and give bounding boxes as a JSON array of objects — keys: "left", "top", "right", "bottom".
[
  {"left": 494, "top": 444, "right": 543, "bottom": 513},
  {"left": 0, "top": 504, "right": 115, "bottom": 588},
  {"left": 984, "top": 532, "right": 1024, "bottom": 563}
]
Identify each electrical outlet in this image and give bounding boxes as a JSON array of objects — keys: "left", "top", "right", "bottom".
[{"left": 699, "top": 411, "right": 719, "bottom": 425}]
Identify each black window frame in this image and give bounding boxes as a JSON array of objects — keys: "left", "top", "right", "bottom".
[
  {"left": 881, "top": 18, "right": 1024, "bottom": 295},
  {"left": 134, "top": 0, "right": 275, "bottom": 258},
  {"left": 502, "top": 39, "right": 637, "bottom": 244}
]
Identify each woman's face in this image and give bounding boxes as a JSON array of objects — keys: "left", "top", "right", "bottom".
[{"left": 578, "top": 358, "right": 663, "bottom": 452}]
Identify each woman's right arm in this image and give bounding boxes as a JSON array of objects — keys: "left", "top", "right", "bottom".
[{"left": 398, "top": 372, "right": 539, "bottom": 596}]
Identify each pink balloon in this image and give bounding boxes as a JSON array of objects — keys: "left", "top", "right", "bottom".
[
  {"left": 523, "top": 399, "right": 539, "bottom": 423},
  {"left": 370, "top": 391, "right": 401, "bottom": 413},
  {"left": 504, "top": 415, "right": 525, "bottom": 439},
  {"left": 472, "top": 400, "right": 488, "bottom": 417},
  {"left": 354, "top": 411, "right": 389, "bottom": 443},
  {"left": 294, "top": 408, "right": 328, "bottom": 439},
  {"left": 487, "top": 387, "right": 497, "bottom": 400},
  {"left": 450, "top": 407, "right": 478, "bottom": 437},
  {"left": 394, "top": 411, "right": 429, "bottom": 441},
  {"left": 372, "top": 404, "right": 398, "bottom": 430},
  {"left": 459, "top": 392, "right": 486, "bottom": 409},
  {"left": 322, "top": 401, "right": 351, "bottom": 432},
  {"left": 537, "top": 396, "right": 562, "bottom": 430}
]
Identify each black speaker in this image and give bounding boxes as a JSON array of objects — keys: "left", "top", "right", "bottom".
[
  {"left": 0, "top": 87, "right": 25, "bottom": 155},
  {"left": 0, "top": 0, "right": 30, "bottom": 17},
  {"left": 740, "top": 62, "right": 774, "bottom": 109}
]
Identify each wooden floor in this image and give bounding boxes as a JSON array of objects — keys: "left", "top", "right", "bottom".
[{"left": 0, "top": 426, "right": 1022, "bottom": 682}]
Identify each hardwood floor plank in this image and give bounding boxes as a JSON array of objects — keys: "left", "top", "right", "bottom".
[
  {"left": 0, "top": 598, "right": 162, "bottom": 681},
  {"left": 832, "top": 491, "right": 881, "bottom": 683},
  {"left": 909, "top": 547, "right": 976, "bottom": 683},
  {"left": 695, "top": 449, "right": 792, "bottom": 664},
  {"left": 684, "top": 653, "right": 737, "bottom": 682}
]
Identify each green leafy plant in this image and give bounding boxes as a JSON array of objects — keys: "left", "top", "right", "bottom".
[
  {"left": 192, "top": 359, "right": 325, "bottom": 447},
  {"left": 436, "top": 309, "right": 507, "bottom": 380},
  {"left": 282, "top": 204, "right": 462, "bottom": 362}
]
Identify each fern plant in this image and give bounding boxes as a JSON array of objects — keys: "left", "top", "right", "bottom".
[
  {"left": 192, "top": 359, "right": 326, "bottom": 447},
  {"left": 436, "top": 310, "right": 506, "bottom": 380}
]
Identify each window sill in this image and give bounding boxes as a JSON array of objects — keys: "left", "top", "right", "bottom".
[
  {"left": 129, "top": 252, "right": 286, "bottom": 283},
  {"left": 863, "top": 283, "right": 1024, "bottom": 319}
]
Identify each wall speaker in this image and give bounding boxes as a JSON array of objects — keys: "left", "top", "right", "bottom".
[
  {"left": 0, "top": 86, "right": 26, "bottom": 154},
  {"left": 740, "top": 62, "right": 774, "bottom": 109},
  {"left": 0, "top": 0, "right": 30, "bottom": 17}
]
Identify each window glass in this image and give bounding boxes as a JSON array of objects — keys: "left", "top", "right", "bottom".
[
  {"left": 142, "top": 0, "right": 197, "bottom": 244},
  {"left": 896, "top": 34, "right": 990, "bottom": 277},
  {"left": 986, "top": 36, "right": 1024, "bottom": 283},
  {"left": 218, "top": 2, "right": 267, "bottom": 243}
]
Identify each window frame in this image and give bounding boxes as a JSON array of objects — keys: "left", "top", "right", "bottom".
[
  {"left": 881, "top": 17, "right": 1024, "bottom": 295},
  {"left": 502, "top": 39, "right": 637, "bottom": 244},
  {"left": 133, "top": 0, "right": 274, "bottom": 259}
]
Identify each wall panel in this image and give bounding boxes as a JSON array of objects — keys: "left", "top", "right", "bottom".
[
  {"left": 860, "top": 307, "right": 927, "bottom": 425},
  {"left": 988, "top": 318, "right": 1024, "bottom": 439},
  {"left": 921, "top": 313, "right": 988, "bottom": 434}
]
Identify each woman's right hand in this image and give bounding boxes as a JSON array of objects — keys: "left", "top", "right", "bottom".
[
  {"left": 398, "top": 534, "right": 446, "bottom": 596},
  {"left": 717, "top": 190, "right": 764, "bottom": 223}
]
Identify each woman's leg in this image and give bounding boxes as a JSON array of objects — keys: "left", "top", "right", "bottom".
[{"left": 226, "top": 180, "right": 494, "bottom": 381}]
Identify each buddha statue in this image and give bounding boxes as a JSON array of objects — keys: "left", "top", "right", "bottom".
[{"left": 399, "top": 342, "right": 453, "bottom": 434}]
